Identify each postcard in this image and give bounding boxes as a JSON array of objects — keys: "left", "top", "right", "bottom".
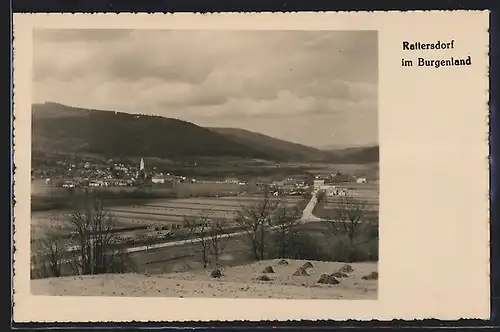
[{"left": 12, "top": 11, "right": 490, "bottom": 322}]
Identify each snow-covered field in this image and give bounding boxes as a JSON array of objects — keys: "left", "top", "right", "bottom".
[{"left": 31, "top": 259, "right": 378, "bottom": 300}]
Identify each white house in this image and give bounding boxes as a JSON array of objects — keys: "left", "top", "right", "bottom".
[
  {"left": 152, "top": 177, "right": 165, "bottom": 184},
  {"left": 356, "top": 177, "right": 367, "bottom": 184},
  {"left": 313, "top": 179, "right": 325, "bottom": 187}
]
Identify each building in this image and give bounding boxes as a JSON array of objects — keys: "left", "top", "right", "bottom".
[
  {"left": 137, "top": 158, "right": 147, "bottom": 180},
  {"left": 356, "top": 177, "right": 367, "bottom": 184},
  {"left": 314, "top": 179, "right": 325, "bottom": 187},
  {"left": 152, "top": 177, "right": 165, "bottom": 184}
]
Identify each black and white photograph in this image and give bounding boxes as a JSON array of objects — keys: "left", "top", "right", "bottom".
[{"left": 29, "top": 29, "right": 379, "bottom": 300}]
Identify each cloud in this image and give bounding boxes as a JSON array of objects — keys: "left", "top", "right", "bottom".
[{"left": 33, "top": 29, "right": 378, "bottom": 146}]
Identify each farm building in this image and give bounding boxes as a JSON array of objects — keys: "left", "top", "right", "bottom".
[{"left": 314, "top": 179, "right": 325, "bottom": 187}]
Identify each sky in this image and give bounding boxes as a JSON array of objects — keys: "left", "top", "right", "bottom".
[{"left": 33, "top": 29, "right": 378, "bottom": 148}]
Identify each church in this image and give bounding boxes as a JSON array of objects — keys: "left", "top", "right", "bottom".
[{"left": 137, "top": 158, "right": 147, "bottom": 180}]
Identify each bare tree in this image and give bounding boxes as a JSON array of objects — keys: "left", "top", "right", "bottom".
[
  {"left": 67, "top": 193, "right": 133, "bottom": 275},
  {"left": 272, "top": 203, "right": 301, "bottom": 258},
  {"left": 183, "top": 210, "right": 213, "bottom": 268},
  {"left": 31, "top": 219, "right": 67, "bottom": 278},
  {"left": 207, "top": 219, "right": 231, "bottom": 267},
  {"left": 236, "top": 186, "right": 280, "bottom": 260},
  {"left": 315, "top": 189, "right": 326, "bottom": 203},
  {"left": 322, "top": 194, "right": 376, "bottom": 261},
  {"left": 35, "top": 223, "right": 66, "bottom": 277}
]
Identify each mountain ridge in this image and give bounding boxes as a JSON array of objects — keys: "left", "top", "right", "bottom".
[
  {"left": 32, "top": 102, "right": 378, "bottom": 163},
  {"left": 207, "top": 127, "right": 333, "bottom": 162}
]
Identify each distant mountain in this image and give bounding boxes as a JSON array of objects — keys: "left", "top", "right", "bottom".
[
  {"left": 208, "top": 127, "right": 333, "bottom": 162},
  {"left": 330, "top": 146, "right": 379, "bottom": 164},
  {"left": 31, "top": 102, "right": 379, "bottom": 163}
]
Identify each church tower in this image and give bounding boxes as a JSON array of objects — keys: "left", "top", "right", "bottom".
[{"left": 138, "top": 158, "right": 147, "bottom": 180}]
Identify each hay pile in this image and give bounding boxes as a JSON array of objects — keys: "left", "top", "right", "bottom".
[
  {"left": 261, "top": 266, "right": 275, "bottom": 273},
  {"left": 256, "top": 275, "right": 272, "bottom": 281},
  {"left": 293, "top": 267, "right": 309, "bottom": 276},
  {"left": 277, "top": 259, "right": 289, "bottom": 265},
  {"left": 338, "top": 264, "right": 354, "bottom": 273},
  {"left": 331, "top": 272, "right": 349, "bottom": 278},
  {"left": 210, "top": 268, "right": 222, "bottom": 278},
  {"left": 317, "top": 274, "right": 340, "bottom": 285},
  {"left": 301, "top": 262, "right": 314, "bottom": 269}
]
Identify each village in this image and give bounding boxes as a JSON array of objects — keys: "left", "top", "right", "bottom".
[
  {"left": 32, "top": 156, "right": 187, "bottom": 189},
  {"left": 31, "top": 153, "right": 370, "bottom": 199}
]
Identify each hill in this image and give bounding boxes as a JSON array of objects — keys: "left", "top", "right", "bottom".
[
  {"left": 32, "top": 103, "right": 378, "bottom": 163},
  {"left": 208, "top": 127, "right": 334, "bottom": 162},
  {"left": 32, "top": 103, "right": 274, "bottom": 160}
]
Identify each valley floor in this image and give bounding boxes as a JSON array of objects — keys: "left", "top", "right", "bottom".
[{"left": 31, "top": 259, "right": 378, "bottom": 300}]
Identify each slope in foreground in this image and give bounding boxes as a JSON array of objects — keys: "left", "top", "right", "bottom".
[{"left": 31, "top": 260, "right": 378, "bottom": 299}]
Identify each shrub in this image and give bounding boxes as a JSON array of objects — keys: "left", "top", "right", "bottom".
[
  {"left": 329, "top": 238, "right": 378, "bottom": 262},
  {"left": 267, "top": 231, "right": 330, "bottom": 261}
]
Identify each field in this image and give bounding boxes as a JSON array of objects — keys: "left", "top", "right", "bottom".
[
  {"left": 313, "top": 183, "right": 379, "bottom": 219},
  {"left": 106, "top": 195, "right": 302, "bottom": 226},
  {"left": 31, "top": 259, "right": 378, "bottom": 299},
  {"left": 31, "top": 194, "right": 304, "bottom": 240},
  {"left": 30, "top": 179, "right": 246, "bottom": 212}
]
